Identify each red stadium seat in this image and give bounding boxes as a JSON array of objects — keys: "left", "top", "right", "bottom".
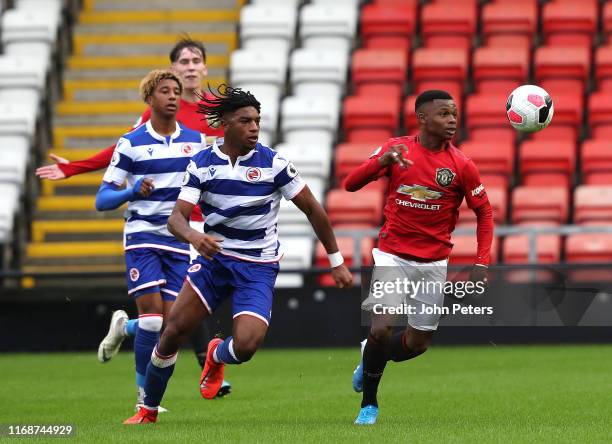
[
  {"left": 347, "top": 129, "right": 394, "bottom": 144},
  {"left": 412, "top": 48, "right": 469, "bottom": 88},
  {"left": 481, "top": 0, "right": 537, "bottom": 40},
  {"left": 316, "top": 237, "right": 375, "bottom": 286},
  {"left": 573, "top": 185, "right": 612, "bottom": 224},
  {"left": 465, "top": 93, "right": 509, "bottom": 133},
  {"left": 542, "top": 0, "right": 597, "bottom": 47},
  {"left": 460, "top": 139, "right": 514, "bottom": 178},
  {"left": 588, "top": 92, "right": 612, "bottom": 137},
  {"left": 532, "top": 85, "right": 583, "bottom": 130},
  {"left": 595, "top": 44, "right": 612, "bottom": 92},
  {"left": 421, "top": 1, "right": 477, "bottom": 50},
  {"left": 360, "top": 2, "right": 417, "bottom": 50},
  {"left": 472, "top": 46, "right": 529, "bottom": 93},
  {"left": 485, "top": 35, "right": 532, "bottom": 51},
  {"left": 503, "top": 234, "right": 561, "bottom": 264},
  {"left": 343, "top": 94, "right": 401, "bottom": 142},
  {"left": 581, "top": 139, "right": 612, "bottom": 185},
  {"left": 480, "top": 174, "right": 509, "bottom": 190},
  {"left": 534, "top": 46, "right": 591, "bottom": 86},
  {"left": 351, "top": 49, "right": 408, "bottom": 93},
  {"left": 468, "top": 128, "right": 517, "bottom": 145},
  {"left": 511, "top": 186, "right": 569, "bottom": 224},
  {"left": 519, "top": 140, "right": 575, "bottom": 187},
  {"left": 457, "top": 186, "right": 507, "bottom": 225},
  {"left": 334, "top": 143, "right": 378, "bottom": 184},
  {"left": 325, "top": 188, "right": 384, "bottom": 226},
  {"left": 448, "top": 235, "right": 499, "bottom": 265},
  {"left": 529, "top": 124, "right": 577, "bottom": 142},
  {"left": 604, "top": 2, "right": 612, "bottom": 41},
  {"left": 565, "top": 233, "right": 612, "bottom": 262}
]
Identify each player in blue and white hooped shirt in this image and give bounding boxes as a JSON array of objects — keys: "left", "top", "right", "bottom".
[
  {"left": 123, "top": 85, "right": 353, "bottom": 424},
  {"left": 95, "top": 69, "right": 205, "bottom": 412}
]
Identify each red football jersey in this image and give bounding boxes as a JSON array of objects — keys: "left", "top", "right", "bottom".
[{"left": 347, "top": 135, "right": 490, "bottom": 261}]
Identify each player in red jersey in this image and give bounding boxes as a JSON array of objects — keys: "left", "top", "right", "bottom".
[
  {"left": 35, "top": 38, "right": 231, "bottom": 393},
  {"left": 346, "top": 90, "right": 494, "bottom": 425}
]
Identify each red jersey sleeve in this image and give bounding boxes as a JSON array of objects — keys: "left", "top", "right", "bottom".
[
  {"left": 461, "top": 159, "right": 488, "bottom": 210},
  {"left": 344, "top": 144, "right": 390, "bottom": 191}
]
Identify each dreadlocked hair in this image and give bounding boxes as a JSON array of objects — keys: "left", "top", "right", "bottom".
[{"left": 197, "top": 84, "right": 261, "bottom": 126}]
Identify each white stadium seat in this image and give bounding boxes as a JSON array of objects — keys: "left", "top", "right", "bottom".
[
  {"left": 299, "top": 4, "right": 358, "bottom": 53},
  {"left": 230, "top": 49, "right": 288, "bottom": 98},
  {"left": 276, "top": 236, "right": 314, "bottom": 288},
  {"left": 0, "top": 139, "right": 28, "bottom": 185},
  {"left": 1, "top": 9, "right": 60, "bottom": 71},
  {"left": 0, "top": 102, "right": 37, "bottom": 141},
  {"left": 274, "top": 143, "right": 332, "bottom": 179},
  {"left": 281, "top": 96, "right": 340, "bottom": 147},
  {"left": 0, "top": 55, "right": 46, "bottom": 116},
  {"left": 240, "top": 4, "right": 297, "bottom": 55},
  {"left": 290, "top": 48, "right": 348, "bottom": 99}
]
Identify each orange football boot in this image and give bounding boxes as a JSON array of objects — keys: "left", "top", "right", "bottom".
[
  {"left": 199, "top": 337, "right": 225, "bottom": 399},
  {"left": 123, "top": 406, "right": 158, "bottom": 424}
]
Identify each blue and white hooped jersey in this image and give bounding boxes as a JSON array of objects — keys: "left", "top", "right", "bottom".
[
  {"left": 178, "top": 142, "right": 306, "bottom": 262},
  {"left": 102, "top": 120, "right": 206, "bottom": 253}
]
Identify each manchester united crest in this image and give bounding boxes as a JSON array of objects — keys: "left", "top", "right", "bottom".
[{"left": 435, "top": 168, "right": 455, "bottom": 187}]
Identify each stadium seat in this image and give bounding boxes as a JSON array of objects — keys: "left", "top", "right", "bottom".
[
  {"left": 457, "top": 186, "right": 507, "bottom": 225},
  {"left": 472, "top": 46, "right": 529, "bottom": 93},
  {"left": 326, "top": 188, "right": 384, "bottom": 226},
  {"left": 0, "top": 55, "right": 46, "bottom": 115},
  {"left": 542, "top": 0, "right": 596, "bottom": 48},
  {"left": 534, "top": 46, "right": 590, "bottom": 88},
  {"left": 481, "top": 0, "right": 537, "bottom": 43},
  {"left": 604, "top": 2, "right": 612, "bottom": 42},
  {"left": 503, "top": 234, "right": 561, "bottom": 264},
  {"left": 0, "top": 8, "right": 61, "bottom": 72},
  {"left": 316, "top": 236, "right": 375, "bottom": 286},
  {"left": 485, "top": 34, "right": 532, "bottom": 51},
  {"left": 276, "top": 237, "right": 313, "bottom": 288},
  {"left": 240, "top": 4, "right": 297, "bottom": 54},
  {"left": 420, "top": 0, "right": 477, "bottom": 50},
  {"left": 581, "top": 139, "right": 612, "bottom": 185},
  {"left": 511, "top": 186, "right": 569, "bottom": 224},
  {"left": 281, "top": 96, "right": 340, "bottom": 147},
  {"left": 534, "top": 86, "right": 583, "bottom": 131},
  {"left": 573, "top": 185, "right": 612, "bottom": 224},
  {"left": 290, "top": 48, "right": 349, "bottom": 99},
  {"left": 359, "top": 1, "right": 417, "bottom": 50},
  {"left": 334, "top": 143, "right": 378, "bottom": 185},
  {"left": 587, "top": 92, "right": 612, "bottom": 138},
  {"left": 595, "top": 44, "right": 612, "bottom": 92},
  {"left": 519, "top": 140, "right": 575, "bottom": 187},
  {"left": 342, "top": 94, "right": 401, "bottom": 142},
  {"left": 566, "top": 233, "right": 612, "bottom": 263},
  {"left": 448, "top": 235, "right": 499, "bottom": 265},
  {"left": 300, "top": 4, "right": 358, "bottom": 53},
  {"left": 465, "top": 93, "right": 509, "bottom": 133},
  {"left": 274, "top": 143, "right": 332, "bottom": 180},
  {"left": 0, "top": 102, "right": 37, "bottom": 142},
  {"left": 459, "top": 139, "right": 514, "bottom": 180},
  {"left": 529, "top": 124, "right": 577, "bottom": 142},
  {"left": 351, "top": 49, "right": 408, "bottom": 95},
  {"left": 412, "top": 48, "right": 469, "bottom": 90},
  {"left": 230, "top": 49, "right": 288, "bottom": 98}
]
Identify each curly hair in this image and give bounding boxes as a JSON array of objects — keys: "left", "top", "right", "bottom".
[
  {"left": 139, "top": 69, "right": 183, "bottom": 103},
  {"left": 197, "top": 84, "right": 261, "bottom": 126}
]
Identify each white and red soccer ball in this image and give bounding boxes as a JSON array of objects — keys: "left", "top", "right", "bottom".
[{"left": 506, "top": 85, "right": 554, "bottom": 133}]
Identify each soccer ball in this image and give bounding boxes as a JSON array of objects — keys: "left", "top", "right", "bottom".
[{"left": 506, "top": 85, "right": 554, "bottom": 133}]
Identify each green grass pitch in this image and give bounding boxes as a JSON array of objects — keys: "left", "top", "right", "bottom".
[{"left": 1, "top": 345, "right": 611, "bottom": 443}]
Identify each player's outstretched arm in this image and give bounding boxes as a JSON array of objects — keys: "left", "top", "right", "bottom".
[
  {"left": 168, "top": 200, "right": 222, "bottom": 260},
  {"left": 344, "top": 144, "right": 412, "bottom": 192},
  {"left": 95, "top": 177, "right": 154, "bottom": 211},
  {"left": 36, "top": 146, "right": 116, "bottom": 181},
  {"left": 291, "top": 185, "right": 353, "bottom": 288}
]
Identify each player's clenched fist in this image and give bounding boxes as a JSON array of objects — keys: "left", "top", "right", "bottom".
[
  {"left": 331, "top": 264, "right": 353, "bottom": 288},
  {"left": 188, "top": 232, "right": 223, "bottom": 260},
  {"left": 136, "top": 178, "right": 155, "bottom": 198},
  {"left": 378, "top": 144, "right": 413, "bottom": 168}
]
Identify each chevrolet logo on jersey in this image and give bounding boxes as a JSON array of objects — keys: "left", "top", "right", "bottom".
[{"left": 397, "top": 184, "right": 443, "bottom": 202}]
